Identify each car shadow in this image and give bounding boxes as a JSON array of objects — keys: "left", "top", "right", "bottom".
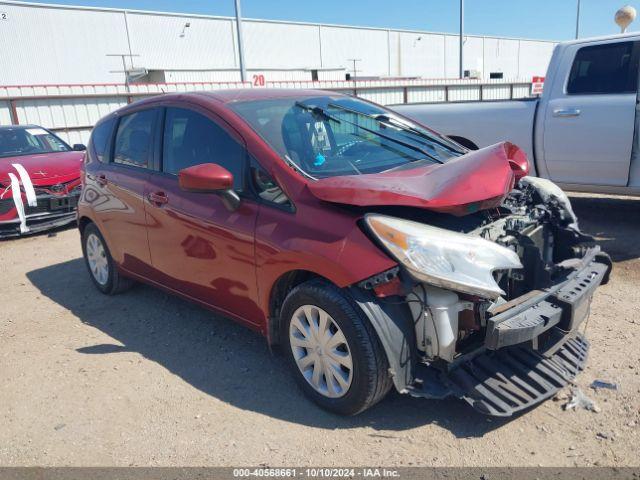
[
  {"left": 569, "top": 195, "right": 640, "bottom": 262},
  {"left": 26, "top": 257, "right": 514, "bottom": 437}
]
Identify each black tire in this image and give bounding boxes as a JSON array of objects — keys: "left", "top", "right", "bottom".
[
  {"left": 280, "top": 279, "right": 392, "bottom": 415},
  {"left": 81, "top": 222, "right": 133, "bottom": 295}
]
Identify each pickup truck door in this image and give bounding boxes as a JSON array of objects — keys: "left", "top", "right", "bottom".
[{"left": 541, "top": 40, "right": 639, "bottom": 186}]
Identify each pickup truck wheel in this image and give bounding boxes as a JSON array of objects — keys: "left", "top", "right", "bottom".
[
  {"left": 281, "top": 279, "right": 392, "bottom": 415},
  {"left": 81, "top": 223, "right": 133, "bottom": 295}
]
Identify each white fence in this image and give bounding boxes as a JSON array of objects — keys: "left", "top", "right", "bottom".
[{"left": 0, "top": 77, "right": 534, "bottom": 145}]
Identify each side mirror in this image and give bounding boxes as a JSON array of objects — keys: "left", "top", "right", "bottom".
[
  {"left": 178, "top": 163, "right": 240, "bottom": 211},
  {"left": 73, "top": 144, "right": 87, "bottom": 151}
]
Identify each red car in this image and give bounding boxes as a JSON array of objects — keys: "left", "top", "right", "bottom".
[
  {"left": 78, "top": 89, "right": 611, "bottom": 416},
  {"left": 0, "top": 125, "right": 85, "bottom": 237}
]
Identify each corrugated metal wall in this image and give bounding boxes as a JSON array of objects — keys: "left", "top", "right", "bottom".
[
  {"left": 0, "top": 101, "right": 12, "bottom": 125},
  {"left": 319, "top": 26, "right": 391, "bottom": 76},
  {"left": 244, "top": 21, "right": 322, "bottom": 69},
  {"left": 0, "top": 3, "right": 130, "bottom": 84},
  {"left": 0, "top": 1, "right": 556, "bottom": 85},
  {"left": 127, "top": 13, "right": 237, "bottom": 70}
]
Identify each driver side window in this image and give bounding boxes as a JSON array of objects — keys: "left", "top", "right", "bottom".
[{"left": 162, "top": 107, "right": 245, "bottom": 191}]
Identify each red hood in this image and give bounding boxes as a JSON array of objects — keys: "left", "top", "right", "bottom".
[
  {"left": 307, "top": 142, "right": 529, "bottom": 216},
  {"left": 0, "top": 151, "right": 84, "bottom": 186}
]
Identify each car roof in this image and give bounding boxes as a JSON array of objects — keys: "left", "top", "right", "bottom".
[
  {"left": 127, "top": 88, "right": 346, "bottom": 111},
  {"left": 193, "top": 88, "right": 343, "bottom": 103}
]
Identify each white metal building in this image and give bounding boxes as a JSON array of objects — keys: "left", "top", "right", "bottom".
[{"left": 0, "top": 0, "right": 557, "bottom": 86}]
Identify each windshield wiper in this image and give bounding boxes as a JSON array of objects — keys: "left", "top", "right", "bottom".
[
  {"left": 327, "top": 102, "right": 464, "bottom": 155},
  {"left": 321, "top": 104, "right": 442, "bottom": 164},
  {"left": 294, "top": 102, "right": 342, "bottom": 124},
  {"left": 378, "top": 115, "right": 466, "bottom": 154},
  {"left": 295, "top": 101, "right": 442, "bottom": 165}
]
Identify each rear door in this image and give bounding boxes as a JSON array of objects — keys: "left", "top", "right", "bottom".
[
  {"left": 144, "top": 105, "right": 262, "bottom": 326},
  {"left": 88, "top": 108, "right": 160, "bottom": 273},
  {"left": 542, "top": 40, "right": 640, "bottom": 186}
]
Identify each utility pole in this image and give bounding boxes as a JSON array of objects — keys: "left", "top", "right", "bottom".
[
  {"left": 575, "top": 0, "right": 581, "bottom": 39},
  {"left": 459, "top": 0, "right": 464, "bottom": 79},
  {"left": 348, "top": 58, "right": 361, "bottom": 81},
  {"left": 234, "top": 0, "right": 247, "bottom": 83}
]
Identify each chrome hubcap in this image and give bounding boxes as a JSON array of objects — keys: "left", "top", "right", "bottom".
[
  {"left": 289, "top": 305, "right": 353, "bottom": 398},
  {"left": 86, "top": 233, "right": 109, "bottom": 286}
]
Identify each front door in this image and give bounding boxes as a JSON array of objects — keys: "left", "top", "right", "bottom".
[
  {"left": 542, "top": 40, "right": 639, "bottom": 186},
  {"left": 144, "top": 106, "right": 262, "bottom": 326}
]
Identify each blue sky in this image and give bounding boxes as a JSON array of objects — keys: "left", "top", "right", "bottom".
[{"left": 16, "top": 0, "right": 640, "bottom": 40}]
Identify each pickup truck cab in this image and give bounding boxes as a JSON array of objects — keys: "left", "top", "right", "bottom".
[{"left": 394, "top": 33, "right": 640, "bottom": 196}]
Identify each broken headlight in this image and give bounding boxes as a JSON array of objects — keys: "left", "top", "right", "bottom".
[{"left": 365, "top": 214, "right": 523, "bottom": 299}]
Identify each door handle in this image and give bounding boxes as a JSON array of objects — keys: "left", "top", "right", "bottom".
[
  {"left": 96, "top": 174, "right": 108, "bottom": 186},
  {"left": 148, "top": 191, "right": 169, "bottom": 206},
  {"left": 553, "top": 108, "right": 581, "bottom": 117}
]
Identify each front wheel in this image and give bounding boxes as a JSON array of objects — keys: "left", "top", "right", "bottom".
[{"left": 280, "top": 279, "right": 392, "bottom": 415}]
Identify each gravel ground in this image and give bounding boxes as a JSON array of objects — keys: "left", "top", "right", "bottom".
[{"left": 0, "top": 194, "right": 638, "bottom": 467}]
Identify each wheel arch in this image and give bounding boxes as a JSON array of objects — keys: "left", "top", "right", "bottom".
[
  {"left": 78, "top": 215, "right": 94, "bottom": 235},
  {"left": 267, "top": 269, "right": 325, "bottom": 346}
]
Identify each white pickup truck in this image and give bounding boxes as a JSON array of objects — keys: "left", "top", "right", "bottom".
[{"left": 394, "top": 33, "right": 640, "bottom": 195}]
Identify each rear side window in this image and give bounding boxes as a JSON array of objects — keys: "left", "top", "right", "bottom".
[
  {"left": 113, "top": 110, "right": 157, "bottom": 168},
  {"left": 567, "top": 41, "right": 638, "bottom": 94},
  {"left": 90, "top": 118, "right": 115, "bottom": 163},
  {"left": 162, "top": 107, "right": 245, "bottom": 191}
]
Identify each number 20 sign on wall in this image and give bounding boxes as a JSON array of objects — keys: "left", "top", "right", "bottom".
[{"left": 252, "top": 74, "right": 266, "bottom": 87}]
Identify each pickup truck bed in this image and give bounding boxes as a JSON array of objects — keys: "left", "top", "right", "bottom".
[{"left": 394, "top": 99, "right": 539, "bottom": 174}]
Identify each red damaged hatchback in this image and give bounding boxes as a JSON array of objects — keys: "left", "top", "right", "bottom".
[{"left": 78, "top": 89, "right": 611, "bottom": 416}]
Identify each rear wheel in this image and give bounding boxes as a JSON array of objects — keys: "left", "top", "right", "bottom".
[
  {"left": 81, "top": 222, "right": 133, "bottom": 295},
  {"left": 281, "top": 279, "right": 392, "bottom": 415}
]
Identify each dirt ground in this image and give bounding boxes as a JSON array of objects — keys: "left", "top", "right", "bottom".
[{"left": 0, "top": 193, "right": 638, "bottom": 467}]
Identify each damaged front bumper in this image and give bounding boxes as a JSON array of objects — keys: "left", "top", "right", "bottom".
[
  {"left": 407, "top": 247, "right": 611, "bottom": 416},
  {"left": 412, "top": 333, "right": 590, "bottom": 416},
  {"left": 0, "top": 193, "right": 79, "bottom": 238},
  {"left": 0, "top": 211, "right": 77, "bottom": 238}
]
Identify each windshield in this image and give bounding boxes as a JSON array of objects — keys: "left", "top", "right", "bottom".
[
  {"left": 0, "top": 127, "right": 71, "bottom": 159},
  {"left": 229, "top": 96, "right": 464, "bottom": 179}
]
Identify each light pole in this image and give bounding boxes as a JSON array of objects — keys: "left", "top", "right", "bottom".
[
  {"left": 575, "top": 0, "right": 581, "bottom": 39},
  {"left": 234, "top": 0, "right": 247, "bottom": 83},
  {"left": 459, "top": 0, "right": 464, "bottom": 79}
]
